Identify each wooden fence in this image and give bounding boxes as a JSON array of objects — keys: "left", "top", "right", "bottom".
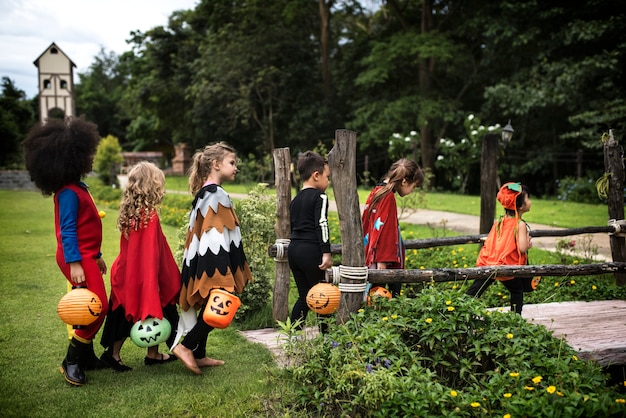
[{"left": 268, "top": 129, "right": 626, "bottom": 324}]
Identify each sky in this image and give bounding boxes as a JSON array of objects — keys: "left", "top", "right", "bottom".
[{"left": 0, "top": 0, "right": 199, "bottom": 99}]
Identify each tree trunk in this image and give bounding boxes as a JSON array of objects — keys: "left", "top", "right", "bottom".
[
  {"left": 480, "top": 133, "right": 499, "bottom": 235},
  {"left": 318, "top": 0, "right": 333, "bottom": 100},
  {"left": 328, "top": 129, "right": 364, "bottom": 323},
  {"left": 604, "top": 129, "right": 626, "bottom": 285},
  {"left": 272, "top": 148, "right": 292, "bottom": 321}
]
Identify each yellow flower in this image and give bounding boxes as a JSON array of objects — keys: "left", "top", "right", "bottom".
[
  {"left": 509, "top": 372, "right": 519, "bottom": 377},
  {"left": 447, "top": 306, "right": 455, "bottom": 312},
  {"left": 446, "top": 300, "right": 452, "bottom": 305},
  {"left": 382, "top": 317, "right": 388, "bottom": 321},
  {"left": 391, "top": 314, "right": 398, "bottom": 319},
  {"left": 572, "top": 355, "right": 578, "bottom": 361},
  {"left": 503, "top": 393, "right": 512, "bottom": 398},
  {"left": 452, "top": 285, "right": 458, "bottom": 289},
  {"left": 506, "top": 333, "right": 514, "bottom": 339},
  {"left": 504, "top": 415, "right": 511, "bottom": 418},
  {"left": 554, "top": 282, "right": 560, "bottom": 287},
  {"left": 470, "top": 402, "right": 480, "bottom": 408},
  {"left": 420, "top": 266, "right": 425, "bottom": 269},
  {"left": 532, "top": 376, "right": 543, "bottom": 384},
  {"left": 592, "top": 285, "right": 597, "bottom": 290},
  {"left": 573, "top": 260, "right": 579, "bottom": 265},
  {"left": 450, "top": 390, "right": 458, "bottom": 397},
  {"left": 502, "top": 295, "right": 508, "bottom": 300},
  {"left": 547, "top": 386, "right": 556, "bottom": 394},
  {"left": 425, "top": 318, "right": 433, "bottom": 323},
  {"left": 615, "top": 399, "right": 626, "bottom": 404},
  {"left": 570, "top": 280, "right": 576, "bottom": 285},
  {"left": 557, "top": 391, "right": 564, "bottom": 397},
  {"left": 358, "top": 309, "right": 364, "bottom": 313},
  {"left": 524, "top": 386, "right": 535, "bottom": 391},
  {"left": 458, "top": 247, "right": 464, "bottom": 252}
]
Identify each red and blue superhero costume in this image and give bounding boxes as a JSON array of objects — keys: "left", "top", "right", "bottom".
[{"left": 54, "top": 182, "right": 108, "bottom": 340}]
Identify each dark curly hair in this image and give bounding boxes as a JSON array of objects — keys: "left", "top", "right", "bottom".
[{"left": 22, "top": 118, "right": 101, "bottom": 195}]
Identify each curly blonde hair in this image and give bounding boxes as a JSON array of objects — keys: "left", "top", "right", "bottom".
[{"left": 118, "top": 161, "right": 165, "bottom": 236}]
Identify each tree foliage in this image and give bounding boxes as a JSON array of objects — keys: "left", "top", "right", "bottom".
[
  {"left": 6, "top": 0, "right": 623, "bottom": 196},
  {"left": 0, "top": 77, "right": 36, "bottom": 168}
]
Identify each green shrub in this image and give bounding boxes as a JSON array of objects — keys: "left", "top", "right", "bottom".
[
  {"left": 556, "top": 176, "right": 602, "bottom": 204},
  {"left": 233, "top": 183, "right": 275, "bottom": 324},
  {"left": 93, "top": 135, "right": 123, "bottom": 186},
  {"left": 287, "top": 286, "right": 626, "bottom": 417},
  {"left": 84, "top": 176, "right": 122, "bottom": 208}
]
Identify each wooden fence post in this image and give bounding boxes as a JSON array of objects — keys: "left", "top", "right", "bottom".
[
  {"left": 479, "top": 133, "right": 500, "bottom": 235},
  {"left": 604, "top": 129, "right": 626, "bottom": 286},
  {"left": 328, "top": 129, "right": 365, "bottom": 323},
  {"left": 272, "top": 148, "right": 292, "bottom": 321}
]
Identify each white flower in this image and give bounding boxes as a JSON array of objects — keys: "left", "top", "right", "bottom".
[
  {"left": 393, "top": 133, "right": 401, "bottom": 139},
  {"left": 468, "top": 114, "right": 475, "bottom": 121},
  {"left": 410, "top": 130, "right": 417, "bottom": 136},
  {"left": 471, "top": 130, "right": 478, "bottom": 136},
  {"left": 437, "top": 155, "right": 444, "bottom": 161}
]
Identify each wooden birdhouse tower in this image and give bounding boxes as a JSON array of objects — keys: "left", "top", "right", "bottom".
[{"left": 33, "top": 42, "right": 76, "bottom": 123}]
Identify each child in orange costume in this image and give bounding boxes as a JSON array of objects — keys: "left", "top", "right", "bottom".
[{"left": 468, "top": 182, "right": 533, "bottom": 313}]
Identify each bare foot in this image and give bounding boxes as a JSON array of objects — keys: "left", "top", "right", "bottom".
[
  {"left": 172, "top": 344, "right": 201, "bottom": 375},
  {"left": 196, "top": 357, "right": 225, "bottom": 368}
]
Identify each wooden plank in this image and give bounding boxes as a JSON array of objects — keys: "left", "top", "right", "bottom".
[{"left": 517, "top": 300, "right": 626, "bottom": 366}]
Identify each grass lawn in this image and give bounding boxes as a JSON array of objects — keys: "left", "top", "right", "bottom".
[
  {"left": 0, "top": 190, "right": 291, "bottom": 417},
  {"left": 165, "top": 176, "right": 608, "bottom": 230}
]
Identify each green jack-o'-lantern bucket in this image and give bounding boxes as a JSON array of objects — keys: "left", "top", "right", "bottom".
[
  {"left": 202, "top": 289, "right": 241, "bottom": 329},
  {"left": 306, "top": 282, "right": 340, "bottom": 315},
  {"left": 57, "top": 286, "right": 102, "bottom": 329},
  {"left": 130, "top": 317, "right": 172, "bottom": 348}
]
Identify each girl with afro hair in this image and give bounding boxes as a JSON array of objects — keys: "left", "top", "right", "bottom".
[{"left": 23, "top": 117, "right": 110, "bottom": 386}]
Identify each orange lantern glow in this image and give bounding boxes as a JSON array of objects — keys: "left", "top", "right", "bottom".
[
  {"left": 57, "top": 287, "right": 102, "bottom": 328},
  {"left": 306, "top": 282, "right": 340, "bottom": 315},
  {"left": 202, "top": 289, "right": 241, "bottom": 329}
]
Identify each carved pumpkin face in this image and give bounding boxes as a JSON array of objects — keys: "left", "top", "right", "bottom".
[
  {"left": 306, "top": 283, "right": 340, "bottom": 315},
  {"left": 367, "top": 286, "right": 392, "bottom": 306},
  {"left": 130, "top": 318, "right": 172, "bottom": 348},
  {"left": 202, "top": 289, "right": 241, "bottom": 329},
  {"left": 57, "top": 287, "right": 102, "bottom": 328}
]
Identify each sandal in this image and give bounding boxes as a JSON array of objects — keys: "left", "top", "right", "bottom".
[
  {"left": 144, "top": 353, "right": 177, "bottom": 366},
  {"left": 100, "top": 351, "right": 132, "bottom": 372}
]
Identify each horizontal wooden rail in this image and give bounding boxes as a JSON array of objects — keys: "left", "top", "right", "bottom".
[
  {"left": 325, "top": 262, "right": 626, "bottom": 284},
  {"left": 268, "top": 226, "right": 616, "bottom": 256}
]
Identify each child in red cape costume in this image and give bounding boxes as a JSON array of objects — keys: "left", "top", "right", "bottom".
[{"left": 100, "top": 162, "right": 180, "bottom": 370}]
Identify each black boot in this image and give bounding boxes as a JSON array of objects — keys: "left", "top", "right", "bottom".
[
  {"left": 60, "top": 337, "right": 87, "bottom": 386},
  {"left": 84, "top": 341, "right": 109, "bottom": 370}
]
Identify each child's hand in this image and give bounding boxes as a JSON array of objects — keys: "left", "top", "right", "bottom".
[
  {"left": 319, "top": 253, "right": 332, "bottom": 270},
  {"left": 97, "top": 258, "right": 107, "bottom": 275},
  {"left": 69, "top": 262, "right": 85, "bottom": 285}
]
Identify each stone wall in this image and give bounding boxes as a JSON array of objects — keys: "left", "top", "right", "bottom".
[{"left": 0, "top": 170, "right": 37, "bottom": 190}]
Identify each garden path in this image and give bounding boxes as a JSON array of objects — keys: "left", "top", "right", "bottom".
[{"left": 238, "top": 196, "right": 621, "bottom": 367}]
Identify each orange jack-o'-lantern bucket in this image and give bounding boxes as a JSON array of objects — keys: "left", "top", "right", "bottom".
[
  {"left": 57, "top": 286, "right": 103, "bottom": 329},
  {"left": 366, "top": 286, "right": 392, "bottom": 306},
  {"left": 306, "top": 282, "right": 340, "bottom": 315},
  {"left": 202, "top": 289, "right": 241, "bottom": 329}
]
